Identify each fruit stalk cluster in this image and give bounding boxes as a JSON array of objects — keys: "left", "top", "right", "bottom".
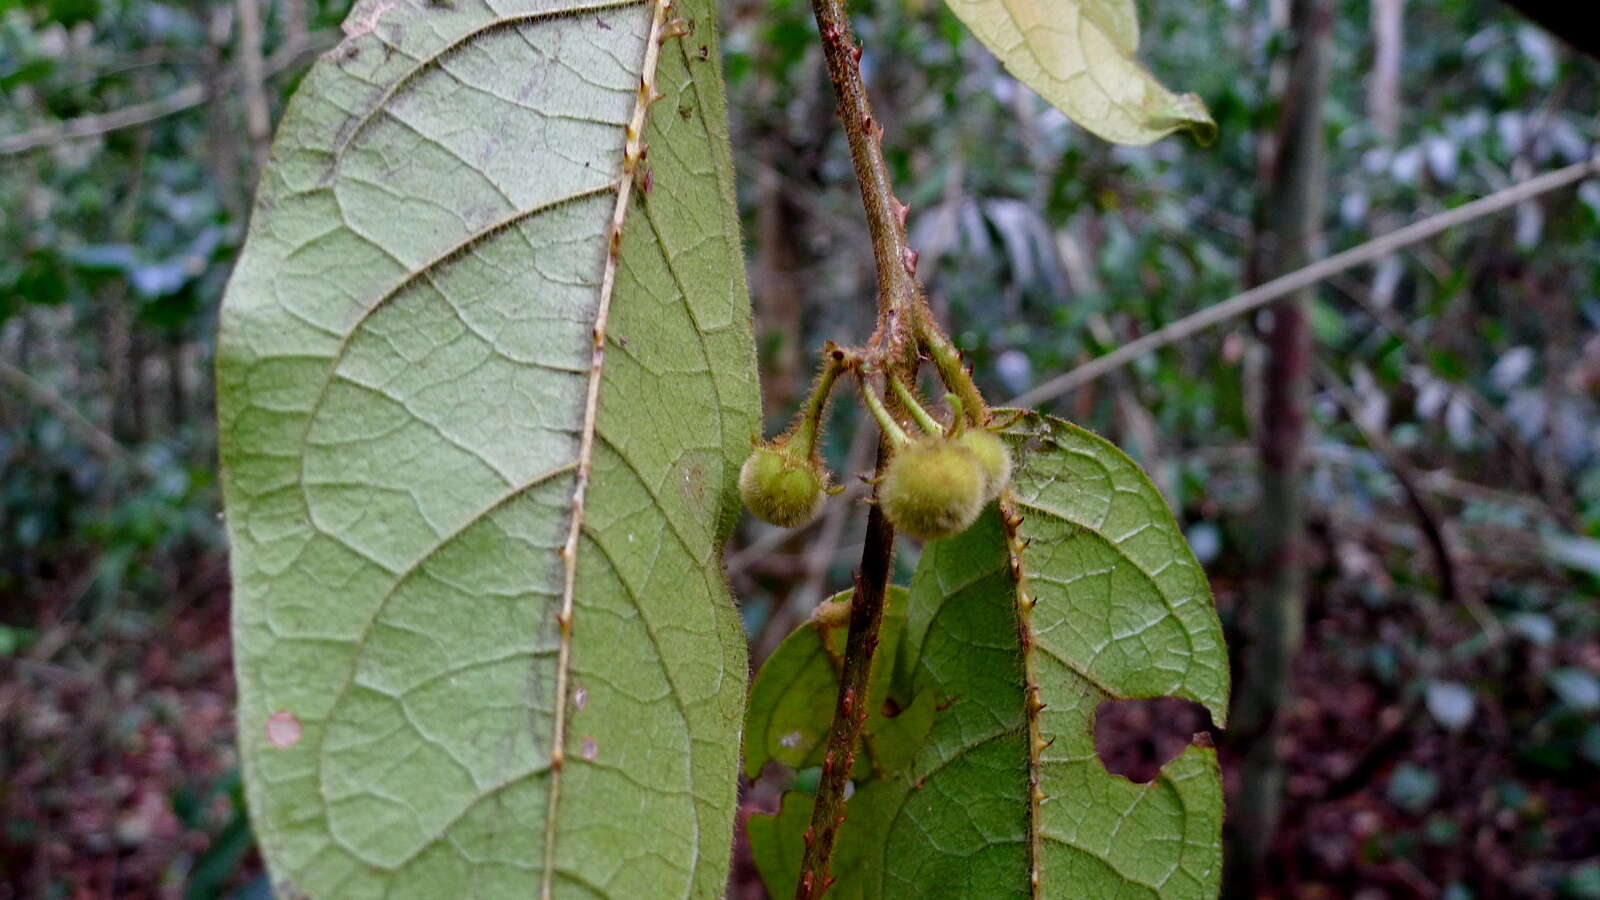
[{"left": 739, "top": 339, "right": 1011, "bottom": 542}]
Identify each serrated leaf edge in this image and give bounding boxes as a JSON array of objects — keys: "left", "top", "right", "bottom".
[
  {"left": 997, "top": 491, "right": 1045, "bottom": 898},
  {"left": 1001, "top": 410, "right": 1227, "bottom": 896}
]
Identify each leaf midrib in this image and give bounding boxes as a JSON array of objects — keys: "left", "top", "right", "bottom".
[
  {"left": 1009, "top": 494, "right": 1200, "bottom": 688},
  {"left": 541, "top": 0, "right": 675, "bottom": 892}
]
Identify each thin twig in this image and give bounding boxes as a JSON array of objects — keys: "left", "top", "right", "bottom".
[
  {"left": 1009, "top": 156, "right": 1600, "bottom": 408},
  {"left": 2, "top": 83, "right": 207, "bottom": 154},
  {"left": 234, "top": 0, "right": 272, "bottom": 169},
  {"left": 0, "top": 360, "right": 151, "bottom": 477},
  {"left": 1314, "top": 359, "right": 1461, "bottom": 607},
  {"left": 794, "top": 0, "right": 930, "bottom": 890},
  {"left": 0, "top": 31, "right": 332, "bottom": 155},
  {"left": 1315, "top": 359, "right": 1507, "bottom": 643},
  {"left": 1327, "top": 273, "right": 1578, "bottom": 528}
]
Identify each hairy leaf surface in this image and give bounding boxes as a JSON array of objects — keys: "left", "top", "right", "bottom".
[
  {"left": 942, "top": 0, "right": 1215, "bottom": 145},
  {"left": 215, "top": 0, "right": 758, "bottom": 894},
  {"left": 750, "top": 411, "right": 1227, "bottom": 897}
]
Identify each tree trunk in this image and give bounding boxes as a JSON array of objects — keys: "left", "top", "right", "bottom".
[
  {"left": 166, "top": 335, "right": 188, "bottom": 435},
  {"left": 104, "top": 288, "right": 134, "bottom": 443},
  {"left": 1368, "top": 0, "right": 1404, "bottom": 307},
  {"left": 1225, "top": 0, "right": 1333, "bottom": 894},
  {"left": 199, "top": 0, "right": 243, "bottom": 219},
  {"left": 128, "top": 325, "right": 149, "bottom": 444},
  {"left": 1368, "top": 0, "right": 1403, "bottom": 142}
]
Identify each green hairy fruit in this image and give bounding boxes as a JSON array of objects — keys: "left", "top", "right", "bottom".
[
  {"left": 958, "top": 429, "right": 1012, "bottom": 500},
  {"left": 880, "top": 436, "right": 985, "bottom": 540},
  {"left": 740, "top": 444, "right": 826, "bottom": 527}
]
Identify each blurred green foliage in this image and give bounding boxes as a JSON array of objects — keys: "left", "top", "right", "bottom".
[{"left": 2, "top": 0, "right": 1599, "bottom": 895}]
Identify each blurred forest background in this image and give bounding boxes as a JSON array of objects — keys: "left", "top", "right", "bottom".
[{"left": 2, "top": 0, "right": 1599, "bottom": 895}]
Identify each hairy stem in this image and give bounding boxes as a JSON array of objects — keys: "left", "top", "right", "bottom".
[
  {"left": 888, "top": 377, "right": 940, "bottom": 437},
  {"left": 788, "top": 345, "right": 850, "bottom": 458},
  {"left": 859, "top": 377, "right": 911, "bottom": 447},
  {"left": 794, "top": 473, "right": 895, "bottom": 899},
  {"left": 793, "top": 0, "right": 930, "bottom": 891},
  {"left": 807, "top": 0, "right": 920, "bottom": 360},
  {"left": 916, "top": 311, "right": 987, "bottom": 425}
]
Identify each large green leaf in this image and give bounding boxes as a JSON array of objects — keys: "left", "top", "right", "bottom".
[
  {"left": 942, "top": 0, "right": 1215, "bottom": 145},
  {"left": 215, "top": 0, "right": 759, "bottom": 893},
  {"left": 750, "top": 411, "right": 1228, "bottom": 897}
]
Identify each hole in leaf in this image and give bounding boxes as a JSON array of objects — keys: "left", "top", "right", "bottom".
[{"left": 1093, "top": 697, "right": 1214, "bottom": 783}]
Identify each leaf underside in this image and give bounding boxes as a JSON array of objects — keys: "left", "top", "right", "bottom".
[
  {"left": 216, "top": 0, "right": 758, "bottom": 895},
  {"left": 749, "top": 411, "right": 1228, "bottom": 898},
  {"left": 942, "top": 0, "right": 1215, "bottom": 145}
]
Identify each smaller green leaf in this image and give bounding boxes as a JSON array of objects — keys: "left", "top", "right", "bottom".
[
  {"left": 748, "top": 782, "right": 906, "bottom": 900},
  {"left": 746, "top": 793, "right": 808, "bottom": 897},
  {"left": 943, "top": 0, "right": 1216, "bottom": 145},
  {"left": 782, "top": 412, "right": 1228, "bottom": 898},
  {"left": 744, "top": 587, "right": 935, "bottom": 779}
]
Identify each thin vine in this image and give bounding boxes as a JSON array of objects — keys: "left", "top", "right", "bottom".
[{"left": 785, "top": 0, "right": 996, "bottom": 892}]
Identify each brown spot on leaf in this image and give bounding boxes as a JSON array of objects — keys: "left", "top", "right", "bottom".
[
  {"left": 682, "top": 463, "right": 706, "bottom": 506},
  {"left": 266, "top": 711, "right": 302, "bottom": 749},
  {"left": 340, "top": 0, "right": 395, "bottom": 40}
]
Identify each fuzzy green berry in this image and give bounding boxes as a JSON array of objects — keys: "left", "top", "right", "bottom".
[
  {"left": 740, "top": 445, "right": 825, "bottom": 527},
  {"left": 880, "top": 437, "right": 984, "bottom": 540},
  {"left": 958, "top": 429, "right": 1012, "bottom": 501}
]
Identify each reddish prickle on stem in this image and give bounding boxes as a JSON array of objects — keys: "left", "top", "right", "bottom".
[
  {"left": 901, "top": 247, "right": 919, "bottom": 276},
  {"left": 660, "top": 16, "right": 690, "bottom": 39}
]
